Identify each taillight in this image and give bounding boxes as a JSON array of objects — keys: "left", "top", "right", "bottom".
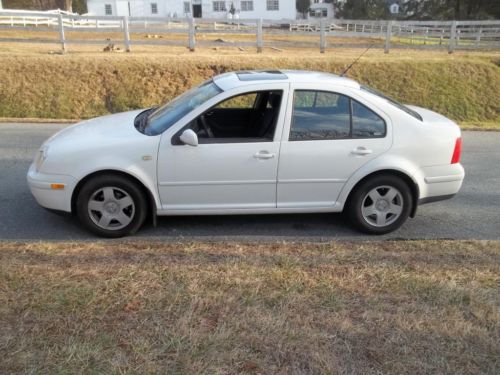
[{"left": 451, "top": 137, "right": 462, "bottom": 164}]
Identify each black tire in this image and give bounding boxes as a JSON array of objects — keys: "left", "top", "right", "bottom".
[
  {"left": 347, "top": 174, "right": 413, "bottom": 235},
  {"left": 76, "top": 174, "right": 148, "bottom": 238}
]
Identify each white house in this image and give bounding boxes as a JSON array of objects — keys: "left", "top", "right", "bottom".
[
  {"left": 389, "top": 2, "right": 400, "bottom": 14},
  {"left": 308, "top": 0, "right": 334, "bottom": 19},
  {"left": 86, "top": 0, "right": 297, "bottom": 20}
]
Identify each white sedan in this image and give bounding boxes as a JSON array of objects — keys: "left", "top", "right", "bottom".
[{"left": 28, "top": 70, "right": 464, "bottom": 237}]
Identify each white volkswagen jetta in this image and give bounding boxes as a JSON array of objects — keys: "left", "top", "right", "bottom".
[{"left": 28, "top": 70, "right": 464, "bottom": 237}]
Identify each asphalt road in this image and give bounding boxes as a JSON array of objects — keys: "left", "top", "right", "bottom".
[{"left": 0, "top": 123, "right": 499, "bottom": 241}]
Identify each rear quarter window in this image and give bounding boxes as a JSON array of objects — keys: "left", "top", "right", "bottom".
[{"left": 352, "top": 100, "right": 386, "bottom": 138}]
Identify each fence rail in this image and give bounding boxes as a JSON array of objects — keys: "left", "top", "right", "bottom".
[{"left": 0, "top": 10, "right": 499, "bottom": 53}]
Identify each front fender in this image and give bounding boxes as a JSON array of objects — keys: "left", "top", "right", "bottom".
[{"left": 72, "top": 162, "right": 162, "bottom": 210}]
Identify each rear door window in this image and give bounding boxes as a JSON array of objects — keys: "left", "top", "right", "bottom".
[{"left": 290, "top": 90, "right": 386, "bottom": 141}]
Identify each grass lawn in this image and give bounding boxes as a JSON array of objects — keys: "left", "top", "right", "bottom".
[
  {"left": 0, "top": 31, "right": 499, "bottom": 129},
  {"left": 0, "top": 240, "right": 498, "bottom": 374}
]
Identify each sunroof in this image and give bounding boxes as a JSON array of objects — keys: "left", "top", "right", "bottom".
[{"left": 236, "top": 70, "right": 288, "bottom": 81}]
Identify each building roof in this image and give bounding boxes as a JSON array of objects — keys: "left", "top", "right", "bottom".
[{"left": 213, "top": 70, "right": 360, "bottom": 91}]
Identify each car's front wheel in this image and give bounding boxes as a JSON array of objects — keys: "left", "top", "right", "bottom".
[
  {"left": 76, "top": 174, "right": 147, "bottom": 238},
  {"left": 347, "top": 175, "right": 412, "bottom": 235}
]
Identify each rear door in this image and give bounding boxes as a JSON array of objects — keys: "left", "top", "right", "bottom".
[{"left": 277, "top": 83, "right": 392, "bottom": 209}]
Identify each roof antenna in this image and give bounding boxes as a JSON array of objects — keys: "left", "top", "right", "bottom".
[{"left": 340, "top": 43, "right": 375, "bottom": 77}]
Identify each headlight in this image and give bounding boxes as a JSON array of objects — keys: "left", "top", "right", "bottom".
[{"left": 35, "top": 145, "right": 49, "bottom": 172}]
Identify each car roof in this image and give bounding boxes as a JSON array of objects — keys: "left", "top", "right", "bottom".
[{"left": 212, "top": 70, "right": 360, "bottom": 91}]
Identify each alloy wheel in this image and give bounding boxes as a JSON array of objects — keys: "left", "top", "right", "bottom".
[
  {"left": 361, "top": 185, "right": 404, "bottom": 227},
  {"left": 87, "top": 186, "right": 135, "bottom": 230}
]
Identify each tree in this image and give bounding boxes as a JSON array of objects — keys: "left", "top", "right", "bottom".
[
  {"left": 3, "top": 0, "right": 87, "bottom": 13},
  {"left": 339, "top": 0, "right": 388, "bottom": 19},
  {"left": 402, "top": 0, "right": 500, "bottom": 20},
  {"left": 72, "top": 0, "right": 86, "bottom": 14},
  {"left": 296, "top": 0, "right": 310, "bottom": 18}
]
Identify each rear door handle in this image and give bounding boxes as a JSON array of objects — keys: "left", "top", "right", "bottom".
[
  {"left": 254, "top": 151, "right": 275, "bottom": 160},
  {"left": 351, "top": 147, "right": 373, "bottom": 156}
]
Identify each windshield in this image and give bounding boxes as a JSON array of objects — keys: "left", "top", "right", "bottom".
[
  {"left": 144, "top": 80, "right": 222, "bottom": 136},
  {"left": 360, "top": 85, "right": 422, "bottom": 121}
]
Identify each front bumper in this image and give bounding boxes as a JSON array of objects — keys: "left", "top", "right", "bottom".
[{"left": 27, "top": 163, "right": 77, "bottom": 213}]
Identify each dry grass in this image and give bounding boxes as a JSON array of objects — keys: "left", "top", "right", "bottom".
[
  {"left": 0, "top": 240, "right": 499, "bottom": 374},
  {"left": 0, "top": 30, "right": 499, "bottom": 127}
]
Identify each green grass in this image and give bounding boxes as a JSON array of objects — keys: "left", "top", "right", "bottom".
[{"left": 0, "top": 240, "right": 499, "bottom": 374}]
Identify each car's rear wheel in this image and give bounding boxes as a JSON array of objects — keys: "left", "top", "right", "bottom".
[
  {"left": 347, "top": 175, "right": 412, "bottom": 235},
  {"left": 76, "top": 175, "right": 147, "bottom": 238}
]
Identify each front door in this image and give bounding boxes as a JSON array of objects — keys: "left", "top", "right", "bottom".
[
  {"left": 277, "top": 85, "right": 392, "bottom": 208},
  {"left": 193, "top": 4, "right": 202, "bottom": 18},
  {"left": 157, "top": 87, "right": 288, "bottom": 212}
]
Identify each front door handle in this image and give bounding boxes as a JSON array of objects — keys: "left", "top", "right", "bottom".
[
  {"left": 254, "top": 151, "right": 275, "bottom": 160},
  {"left": 351, "top": 147, "right": 373, "bottom": 156}
]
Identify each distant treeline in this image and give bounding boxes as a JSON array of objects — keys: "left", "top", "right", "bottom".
[
  {"left": 4, "top": 0, "right": 500, "bottom": 20},
  {"left": 303, "top": 0, "right": 500, "bottom": 20},
  {"left": 3, "top": 0, "right": 87, "bottom": 14}
]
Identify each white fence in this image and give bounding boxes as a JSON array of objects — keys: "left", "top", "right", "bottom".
[{"left": 0, "top": 10, "right": 499, "bottom": 53}]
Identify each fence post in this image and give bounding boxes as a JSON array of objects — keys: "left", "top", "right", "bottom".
[
  {"left": 57, "top": 13, "right": 66, "bottom": 54},
  {"left": 448, "top": 20, "right": 457, "bottom": 54},
  {"left": 475, "top": 28, "right": 482, "bottom": 47},
  {"left": 122, "top": 16, "right": 131, "bottom": 52},
  {"left": 188, "top": 17, "right": 195, "bottom": 51},
  {"left": 384, "top": 20, "right": 393, "bottom": 54},
  {"left": 256, "top": 18, "right": 263, "bottom": 53},
  {"left": 320, "top": 19, "right": 326, "bottom": 53}
]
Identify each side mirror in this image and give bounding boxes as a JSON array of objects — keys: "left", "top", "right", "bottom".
[{"left": 179, "top": 129, "right": 198, "bottom": 147}]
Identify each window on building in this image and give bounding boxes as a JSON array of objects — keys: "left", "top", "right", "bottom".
[
  {"left": 104, "top": 4, "right": 112, "bottom": 15},
  {"left": 213, "top": 1, "right": 227, "bottom": 12},
  {"left": 309, "top": 8, "right": 327, "bottom": 17},
  {"left": 151, "top": 3, "right": 158, "bottom": 14},
  {"left": 390, "top": 4, "right": 400, "bottom": 14},
  {"left": 184, "top": 1, "right": 191, "bottom": 13},
  {"left": 241, "top": 0, "right": 254, "bottom": 11},
  {"left": 266, "top": 0, "right": 279, "bottom": 11}
]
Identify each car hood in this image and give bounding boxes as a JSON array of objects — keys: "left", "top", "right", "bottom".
[
  {"left": 35, "top": 109, "right": 162, "bottom": 177},
  {"left": 45, "top": 110, "right": 145, "bottom": 147}
]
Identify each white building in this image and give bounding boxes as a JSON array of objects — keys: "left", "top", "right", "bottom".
[
  {"left": 389, "top": 2, "right": 400, "bottom": 14},
  {"left": 86, "top": 0, "right": 297, "bottom": 19},
  {"left": 308, "top": 0, "right": 334, "bottom": 19}
]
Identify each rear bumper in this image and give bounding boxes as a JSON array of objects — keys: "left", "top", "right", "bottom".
[
  {"left": 418, "top": 163, "right": 464, "bottom": 200},
  {"left": 418, "top": 193, "right": 456, "bottom": 205},
  {"left": 27, "top": 163, "right": 76, "bottom": 213}
]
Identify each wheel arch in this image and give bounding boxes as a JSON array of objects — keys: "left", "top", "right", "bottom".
[
  {"left": 343, "top": 169, "right": 420, "bottom": 218},
  {"left": 71, "top": 170, "right": 157, "bottom": 222}
]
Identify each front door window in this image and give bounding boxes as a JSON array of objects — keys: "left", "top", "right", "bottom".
[{"left": 175, "top": 90, "right": 283, "bottom": 144}]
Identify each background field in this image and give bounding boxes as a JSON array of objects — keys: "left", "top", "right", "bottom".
[
  {"left": 0, "top": 42, "right": 499, "bottom": 129},
  {"left": 0, "top": 240, "right": 498, "bottom": 373}
]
